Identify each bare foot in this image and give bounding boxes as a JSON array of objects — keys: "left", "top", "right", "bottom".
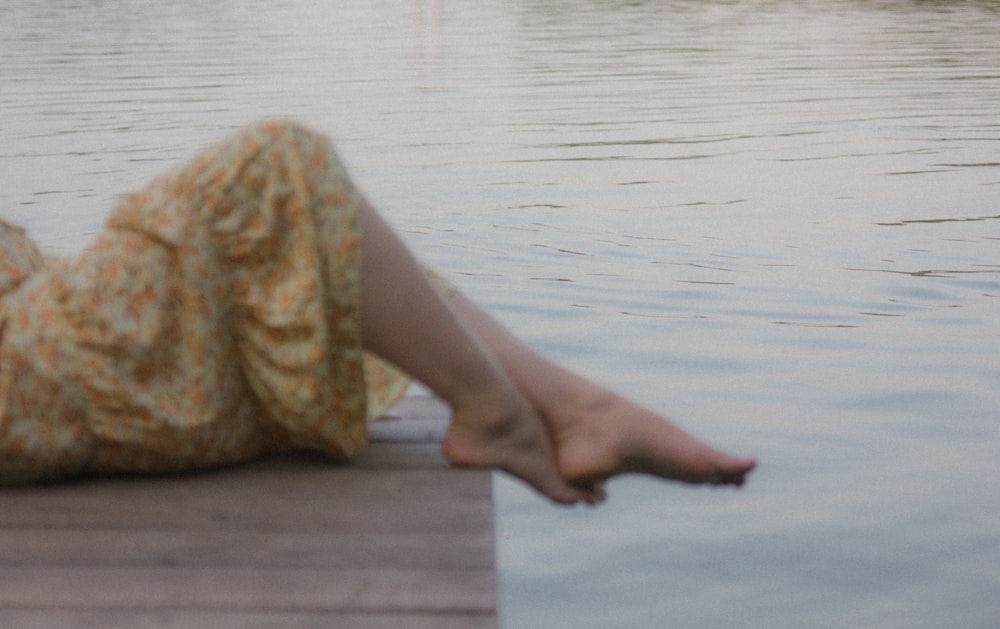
[
  {"left": 442, "top": 387, "right": 598, "bottom": 505},
  {"left": 542, "top": 381, "right": 756, "bottom": 492}
]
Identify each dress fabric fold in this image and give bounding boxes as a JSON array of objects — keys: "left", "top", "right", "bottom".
[{"left": 0, "top": 120, "right": 410, "bottom": 484}]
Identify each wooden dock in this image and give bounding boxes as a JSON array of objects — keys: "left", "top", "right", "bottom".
[{"left": 0, "top": 395, "right": 498, "bottom": 628}]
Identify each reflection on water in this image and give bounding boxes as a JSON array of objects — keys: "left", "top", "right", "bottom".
[{"left": 2, "top": 0, "right": 999, "bottom": 627}]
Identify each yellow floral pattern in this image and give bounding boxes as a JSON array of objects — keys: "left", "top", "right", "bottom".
[{"left": 0, "top": 120, "right": 410, "bottom": 484}]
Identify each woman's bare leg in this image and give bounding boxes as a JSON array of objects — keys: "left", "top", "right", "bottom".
[
  {"left": 441, "top": 289, "right": 756, "bottom": 494},
  {"left": 357, "top": 199, "right": 593, "bottom": 505},
  {"left": 356, "top": 196, "right": 753, "bottom": 501}
]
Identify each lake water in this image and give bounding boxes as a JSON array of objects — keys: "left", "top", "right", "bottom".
[{"left": 2, "top": 0, "right": 998, "bottom": 626}]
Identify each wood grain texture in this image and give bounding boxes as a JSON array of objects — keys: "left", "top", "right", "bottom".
[{"left": 0, "top": 395, "right": 498, "bottom": 628}]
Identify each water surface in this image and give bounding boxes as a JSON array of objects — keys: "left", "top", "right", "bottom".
[{"left": 2, "top": 1, "right": 998, "bottom": 627}]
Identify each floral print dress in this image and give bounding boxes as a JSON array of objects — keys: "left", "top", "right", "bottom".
[{"left": 0, "top": 120, "right": 410, "bottom": 484}]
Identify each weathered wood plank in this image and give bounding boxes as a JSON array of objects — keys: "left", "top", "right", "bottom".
[
  {"left": 0, "top": 395, "right": 497, "bottom": 628},
  {"left": 0, "top": 466, "right": 491, "bottom": 533},
  {"left": 0, "top": 566, "right": 496, "bottom": 612},
  {"left": 0, "top": 529, "right": 492, "bottom": 570},
  {"left": 0, "top": 610, "right": 497, "bottom": 629},
  {"left": 350, "top": 441, "right": 448, "bottom": 468}
]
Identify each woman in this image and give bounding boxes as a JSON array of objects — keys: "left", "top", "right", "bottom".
[{"left": 0, "top": 120, "right": 754, "bottom": 502}]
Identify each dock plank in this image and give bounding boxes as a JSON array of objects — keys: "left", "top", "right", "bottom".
[
  {"left": 0, "top": 530, "right": 492, "bottom": 570},
  {"left": 0, "top": 395, "right": 498, "bottom": 628},
  {"left": 0, "top": 611, "right": 498, "bottom": 629},
  {"left": 0, "top": 567, "right": 496, "bottom": 611}
]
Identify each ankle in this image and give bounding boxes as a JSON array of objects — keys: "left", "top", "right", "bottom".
[
  {"left": 449, "top": 377, "right": 528, "bottom": 437},
  {"left": 521, "top": 358, "right": 598, "bottom": 418}
]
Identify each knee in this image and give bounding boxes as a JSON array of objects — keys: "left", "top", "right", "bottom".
[
  {"left": 230, "top": 118, "right": 349, "bottom": 198},
  {"left": 246, "top": 118, "right": 331, "bottom": 155}
]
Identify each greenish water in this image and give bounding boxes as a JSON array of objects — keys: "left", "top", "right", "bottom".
[{"left": 2, "top": 1, "right": 998, "bottom": 627}]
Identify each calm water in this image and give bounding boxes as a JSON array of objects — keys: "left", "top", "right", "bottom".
[{"left": 2, "top": 0, "right": 999, "bottom": 626}]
